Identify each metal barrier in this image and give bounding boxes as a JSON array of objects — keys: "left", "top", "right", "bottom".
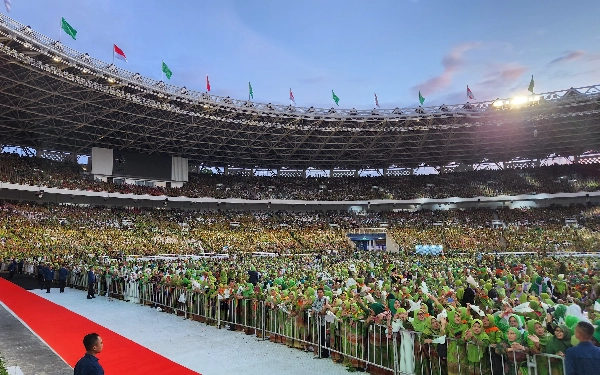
[
  {"left": 532, "top": 353, "right": 567, "bottom": 375},
  {"left": 49, "top": 279, "right": 569, "bottom": 375}
]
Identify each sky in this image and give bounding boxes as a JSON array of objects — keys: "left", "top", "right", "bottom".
[{"left": 3, "top": 0, "right": 600, "bottom": 110}]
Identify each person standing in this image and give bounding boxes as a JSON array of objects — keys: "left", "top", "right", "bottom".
[
  {"left": 58, "top": 265, "right": 68, "bottom": 293},
  {"left": 87, "top": 268, "right": 96, "bottom": 300},
  {"left": 7, "top": 259, "right": 16, "bottom": 280},
  {"left": 311, "top": 287, "right": 331, "bottom": 358},
  {"left": 565, "top": 321, "right": 600, "bottom": 375},
  {"left": 44, "top": 263, "right": 54, "bottom": 293},
  {"left": 37, "top": 262, "right": 45, "bottom": 289},
  {"left": 74, "top": 333, "right": 104, "bottom": 375}
]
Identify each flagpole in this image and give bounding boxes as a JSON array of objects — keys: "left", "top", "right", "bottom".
[{"left": 112, "top": 45, "right": 114, "bottom": 65}]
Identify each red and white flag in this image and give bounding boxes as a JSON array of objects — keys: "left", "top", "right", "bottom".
[
  {"left": 289, "top": 88, "right": 296, "bottom": 105},
  {"left": 467, "top": 85, "right": 475, "bottom": 100},
  {"left": 113, "top": 44, "right": 127, "bottom": 62},
  {"left": 374, "top": 92, "right": 380, "bottom": 108},
  {"left": 206, "top": 76, "right": 211, "bottom": 92},
  {"left": 4, "top": 0, "right": 11, "bottom": 12}
]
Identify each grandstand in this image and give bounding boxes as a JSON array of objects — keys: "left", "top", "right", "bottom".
[{"left": 1, "top": 13, "right": 600, "bottom": 254}]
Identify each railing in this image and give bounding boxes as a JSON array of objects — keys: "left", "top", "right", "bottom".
[
  {"left": 7, "top": 269, "right": 567, "bottom": 375},
  {"left": 0, "top": 13, "right": 599, "bottom": 123},
  {"left": 62, "top": 278, "right": 569, "bottom": 374}
]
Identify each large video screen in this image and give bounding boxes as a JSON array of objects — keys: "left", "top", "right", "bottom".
[{"left": 112, "top": 150, "right": 171, "bottom": 180}]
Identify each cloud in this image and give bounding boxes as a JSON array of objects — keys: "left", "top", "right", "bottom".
[
  {"left": 548, "top": 50, "right": 586, "bottom": 65},
  {"left": 412, "top": 42, "right": 480, "bottom": 96},
  {"left": 463, "top": 64, "right": 529, "bottom": 101},
  {"left": 478, "top": 64, "right": 528, "bottom": 88}
]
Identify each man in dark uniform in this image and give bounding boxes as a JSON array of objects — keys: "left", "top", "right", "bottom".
[
  {"left": 7, "top": 259, "right": 16, "bottom": 280},
  {"left": 44, "top": 263, "right": 54, "bottom": 293},
  {"left": 87, "top": 268, "right": 96, "bottom": 299},
  {"left": 37, "top": 262, "right": 45, "bottom": 289},
  {"left": 17, "top": 259, "right": 23, "bottom": 274},
  {"left": 58, "top": 265, "right": 68, "bottom": 293},
  {"left": 74, "top": 333, "right": 104, "bottom": 375}
]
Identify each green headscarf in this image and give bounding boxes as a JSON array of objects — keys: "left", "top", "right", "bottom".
[
  {"left": 412, "top": 310, "right": 428, "bottom": 332},
  {"left": 447, "top": 309, "right": 468, "bottom": 337},
  {"left": 423, "top": 316, "right": 441, "bottom": 337},
  {"left": 388, "top": 299, "right": 397, "bottom": 315},
  {"left": 554, "top": 304, "right": 567, "bottom": 321},
  {"left": 507, "top": 327, "right": 522, "bottom": 343},
  {"left": 526, "top": 319, "right": 549, "bottom": 347},
  {"left": 546, "top": 325, "right": 572, "bottom": 355},
  {"left": 465, "top": 319, "right": 490, "bottom": 363}
]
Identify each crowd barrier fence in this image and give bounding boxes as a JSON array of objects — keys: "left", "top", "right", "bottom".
[{"left": 4, "top": 267, "right": 568, "bottom": 375}]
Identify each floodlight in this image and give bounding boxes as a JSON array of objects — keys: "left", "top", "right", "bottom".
[{"left": 510, "top": 97, "right": 528, "bottom": 106}]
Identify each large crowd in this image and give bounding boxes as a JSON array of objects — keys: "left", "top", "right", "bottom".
[
  {"left": 2, "top": 203, "right": 600, "bottom": 258},
  {"left": 3, "top": 151, "right": 600, "bottom": 374},
  {"left": 2, "top": 231, "right": 600, "bottom": 374},
  {"left": 2, "top": 152, "right": 600, "bottom": 200}
]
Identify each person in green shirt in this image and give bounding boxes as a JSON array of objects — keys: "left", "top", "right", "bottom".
[
  {"left": 495, "top": 327, "right": 528, "bottom": 375},
  {"left": 545, "top": 324, "right": 572, "bottom": 375},
  {"left": 446, "top": 308, "right": 470, "bottom": 375},
  {"left": 526, "top": 319, "right": 552, "bottom": 375},
  {"left": 463, "top": 319, "right": 490, "bottom": 375},
  {"left": 423, "top": 315, "right": 447, "bottom": 375},
  {"left": 482, "top": 314, "right": 503, "bottom": 375}
]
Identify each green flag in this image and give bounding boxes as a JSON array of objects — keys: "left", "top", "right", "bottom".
[
  {"left": 332, "top": 90, "right": 339, "bottom": 106},
  {"left": 61, "top": 17, "right": 77, "bottom": 40},
  {"left": 528, "top": 75, "right": 534, "bottom": 93},
  {"left": 249, "top": 82, "right": 253, "bottom": 99},
  {"left": 162, "top": 61, "right": 172, "bottom": 79},
  {"left": 418, "top": 91, "right": 425, "bottom": 105}
]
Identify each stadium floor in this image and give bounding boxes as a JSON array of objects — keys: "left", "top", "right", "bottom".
[{"left": 0, "top": 273, "right": 349, "bottom": 375}]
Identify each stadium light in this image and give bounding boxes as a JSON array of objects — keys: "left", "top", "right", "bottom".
[
  {"left": 107, "top": 78, "right": 115, "bottom": 83},
  {"left": 492, "top": 100, "right": 504, "bottom": 108},
  {"left": 510, "top": 97, "right": 528, "bottom": 106}
]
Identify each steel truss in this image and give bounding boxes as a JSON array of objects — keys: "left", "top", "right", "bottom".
[{"left": 0, "top": 14, "right": 599, "bottom": 170}]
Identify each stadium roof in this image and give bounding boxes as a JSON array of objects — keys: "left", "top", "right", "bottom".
[{"left": 0, "top": 14, "right": 599, "bottom": 170}]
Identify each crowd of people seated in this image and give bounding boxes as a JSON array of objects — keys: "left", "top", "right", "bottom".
[
  {"left": 1, "top": 202, "right": 600, "bottom": 261},
  {"left": 2, "top": 152, "right": 600, "bottom": 200}
]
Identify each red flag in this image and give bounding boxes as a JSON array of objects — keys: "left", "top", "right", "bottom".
[
  {"left": 206, "top": 76, "right": 211, "bottom": 92},
  {"left": 374, "top": 92, "right": 380, "bottom": 108},
  {"left": 467, "top": 85, "right": 475, "bottom": 100},
  {"left": 113, "top": 44, "right": 127, "bottom": 62},
  {"left": 289, "top": 88, "right": 296, "bottom": 104}
]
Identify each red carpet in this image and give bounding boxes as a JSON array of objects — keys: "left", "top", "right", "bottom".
[{"left": 0, "top": 278, "right": 200, "bottom": 375}]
